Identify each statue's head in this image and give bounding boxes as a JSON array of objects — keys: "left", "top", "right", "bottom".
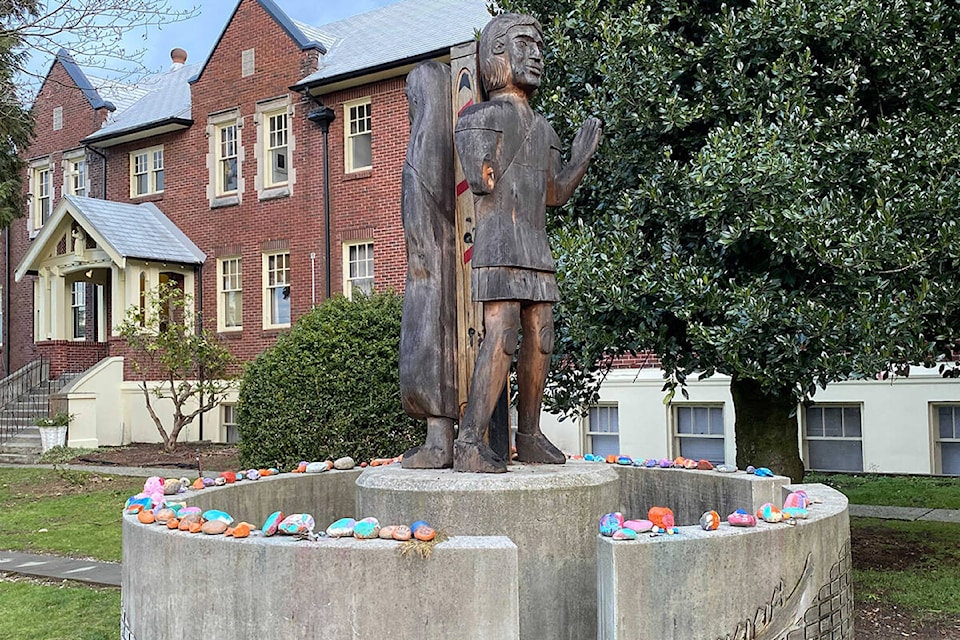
[{"left": 479, "top": 13, "right": 544, "bottom": 97}]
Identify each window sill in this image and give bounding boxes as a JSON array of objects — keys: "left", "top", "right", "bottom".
[
  {"left": 217, "top": 329, "right": 243, "bottom": 339},
  {"left": 211, "top": 195, "right": 240, "bottom": 209},
  {"left": 258, "top": 186, "right": 290, "bottom": 202},
  {"left": 343, "top": 169, "right": 372, "bottom": 182},
  {"left": 131, "top": 193, "right": 164, "bottom": 203},
  {"left": 261, "top": 326, "right": 290, "bottom": 337}
]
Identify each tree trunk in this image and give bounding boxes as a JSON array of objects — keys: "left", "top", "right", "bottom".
[{"left": 730, "top": 376, "right": 804, "bottom": 482}]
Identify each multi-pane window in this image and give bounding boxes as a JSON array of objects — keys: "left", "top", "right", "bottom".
[
  {"left": 218, "top": 257, "right": 242, "bottom": 331},
  {"left": 130, "top": 146, "right": 164, "bottom": 196},
  {"left": 71, "top": 281, "right": 86, "bottom": 340},
  {"left": 674, "top": 405, "right": 725, "bottom": 464},
  {"left": 223, "top": 404, "right": 239, "bottom": 444},
  {"left": 804, "top": 405, "right": 864, "bottom": 472},
  {"left": 66, "top": 158, "right": 86, "bottom": 197},
  {"left": 344, "top": 242, "right": 373, "bottom": 299},
  {"left": 265, "top": 110, "right": 288, "bottom": 187},
  {"left": 934, "top": 405, "right": 960, "bottom": 475},
  {"left": 217, "top": 123, "right": 239, "bottom": 195},
  {"left": 345, "top": 98, "right": 372, "bottom": 172},
  {"left": 264, "top": 252, "right": 290, "bottom": 328},
  {"left": 585, "top": 405, "right": 619, "bottom": 457},
  {"left": 33, "top": 165, "right": 53, "bottom": 228}
]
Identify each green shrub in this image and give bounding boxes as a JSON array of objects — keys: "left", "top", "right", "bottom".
[{"left": 236, "top": 292, "right": 423, "bottom": 467}]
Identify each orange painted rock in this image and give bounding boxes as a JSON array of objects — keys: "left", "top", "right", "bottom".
[
  {"left": 605, "top": 454, "right": 618, "bottom": 464},
  {"left": 232, "top": 522, "right": 251, "bottom": 538},
  {"left": 178, "top": 514, "right": 201, "bottom": 531},
  {"left": 392, "top": 525, "right": 412, "bottom": 541},
  {"left": 683, "top": 458, "right": 698, "bottom": 469},
  {"left": 167, "top": 518, "right": 180, "bottom": 530},
  {"left": 188, "top": 521, "right": 203, "bottom": 534},
  {"left": 155, "top": 508, "right": 176, "bottom": 524},
  {"left": 191, "top": 478, "right": 205, "bottom": 490},
  {"left": 647, "top": 506, "right": 675, "bottom": 530},
  {"left": 673, "top": 456, "right": 687, "bottom": 467},
  {"left": 699, "top": 510, "right": 721, "bottom": 531},
  {"left": 137, "top": 510, "right": 156, "bottom": 525},
  {"left": 413, "top": 526, "right": 436, "bottom": 542},
  {"left": 126, "top": 504, "right": 144, "bottom": 515}
]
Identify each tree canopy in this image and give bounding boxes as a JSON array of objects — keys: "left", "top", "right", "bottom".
[
  {"left": 499, "top": 0, "right": 960, "bottom": 478},
  {"left": 0, "top": 0, "right": 35, "bottom": 227}
]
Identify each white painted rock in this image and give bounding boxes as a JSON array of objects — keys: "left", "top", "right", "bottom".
[{"left": 333, "top": 457, "right": 355, "bottom": 470}]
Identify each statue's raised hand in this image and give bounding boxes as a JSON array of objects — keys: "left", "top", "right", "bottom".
[{"left": 571, "top": 116, "right": 602, "bottom": 165}]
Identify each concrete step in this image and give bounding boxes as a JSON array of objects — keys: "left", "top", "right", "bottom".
[{"left": 0, "top": 452, "right": 40, "bottom": 464}]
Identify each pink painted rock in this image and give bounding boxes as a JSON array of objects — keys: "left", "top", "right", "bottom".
[
  {"left": 378, "top": 525, "right": 399, "bottom": 539},
  {"left": 699, "top": 510, "right": 720, "bottom": 531},
  {"left": 727, "top": 511, "right": 757, "bottom": 527},
  {"left": 612, "top": 528, "right": 637, "bottom": 540},
  {"left": 783, "top": 490, "right": 810, "bottom": 510},
  {"left": 599, "top": 512, "right": 624, "bottom": 536},
  {"left": 623, "top": 519, "right": 654, "bottom": 533}
]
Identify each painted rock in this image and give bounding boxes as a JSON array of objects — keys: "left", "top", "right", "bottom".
[
  {"left": 673, "top": 456, "right": 686, "bottom": 467},
  {"left": 295, "top": 462, "right": 308, "bottom": 473},
  {"left": 697, "top": 459, "right": 714, "bottom": 471},
  {"left": 354, "top": 518, "right": 381, "bottom": 539},
  {"left": 268, "top": 467, "right": 280, "bottom": 475},
  {"left": 191, "top": 477, "right": 205, "bottom": 490},
  {"left": 325, "top": 517, "right": 357, "bottom": 538},
  {"left": 745, "top": 465, "right": 756, "bottom": 474},
  {"left": 659, "top": 458, "right": 673, "bottom": 468},
  {"left": 305, "top": 461, "right": 328, "bottom": 474},
  {"left": 259, "top": 469, "right": 272, "bottom": 477},
  {"left": 392, "top": 525, "right": 412, "bottom": 541},
  {"left": 230, "top": 522, "right": 252, "bottom": 538},
  {"left": 617, "top": 456, "right": 632, "bottom": 465},
  {"left": 756, "top": 503, "right": 783, "bottom": 522},
  {"left": 333, "top": 457, "right": 355, "bottom": 470},
  {"left": 583, "top": 453, "right": 597, "bottom": 462},
  {"left": 647, "top": 507, "right": 675, "bottom": 530},
  {"left": 179, "top": 477, "right": 190, "bottom": 487},
  {"left": 124, "top": 496, "right": 152, "bottom": 512},
  {"left": 699, "top": 510, "right": 721, "bottom": 531},
  {"left": 202, "top": 510, "right": 234, "bottom": 525},
  {"left": 782, "top": 507, "right": 809, "bottom": 519},
  {"left": 201, "top": 477, "right": 216, "bottom": 487},
  {"left": 379, "top": 525, "right": 399, "bottom": 539},
  {"left": 612, "top": 527, "right": 637, "bottom": 541},
  {"left": 137, "top": 509, "right": 156, "bottom": 525},
  {"left": 166, "top": 518, "right": 180, "bottom": 530},
  {"left": 201, "top": 520, "right": 228, "bottom": 535},
  {"left": 414, "top": 526, "right": 436, "bottom": 542},
  {"left": 644, "top": 458, "right": 659, "bottom": 468},
  {"left": 245, "top": 469, "right": 260, "bottom": 481},
  {"left": 261, "top": 511, "right": 284, "bottom": 537},
  {"left": 178, "top": 506, "right": 202, "bottom": 517},
  {"left": 178, "top": 514, "right": 201, "bottom": 531},
  {"left": 279, "top": 513, "right": 315, "bottom": 535},
  {"left": 727, "top": 511, "right": 757, "bottom": 527},
  {"left": 716, "top": 464, "right": 738, "bottom": 473},
  {"left": 219, "top": 471, "right": 236, "bottom": 483},
  {"left": 188, "top": 521, "right": 203, "bottom": 533},
  {"left": 754, "top": 467, "right": 774, "bottom": 478},
  {"left": 163, "top": 479, "right": 181, "bottom": 495},
  {"left": 632, "top": 459, "right": 646, "bottom": 467},
  {"left": 683, "top": 458, "right": 698, "bottom": 469},
  {"left": 599, "top": 512, "right": 624, "bottom": 537},
  {"left": 410, "top": 520, "right": 429, "bottom": 535},
  {"left": 214, "top": 477, "right": 226, "bottom": 486},
  {"left": 623, "top": 519, "right": 654, "bottom": 533},
  {"left": 783, "top": 490, "right": 810, "bottom": 510},
  {"left": 155, "top": 508, "right": 177, "bottom": 524}
]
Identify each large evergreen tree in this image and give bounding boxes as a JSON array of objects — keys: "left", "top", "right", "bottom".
[
  {"left": 500, "top": 0, "right": 960, "bottom": 480},
  {"left": 0, "top": 0, "right": 36, "bottom": 227}
]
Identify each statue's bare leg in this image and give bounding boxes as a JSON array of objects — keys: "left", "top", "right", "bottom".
[
  {"left": 454, "top": 301, "right": 519, "bottom": 473},
  {"left": 401, "top": 417, "right": 454, "bottom": 469},
  {"left": 515, "top": 302, "right": 565, "bottom": 464}
]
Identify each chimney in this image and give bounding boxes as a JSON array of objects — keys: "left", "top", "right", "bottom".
[{"left": 170, "top": 48, "right": 187, "bottom": 70}]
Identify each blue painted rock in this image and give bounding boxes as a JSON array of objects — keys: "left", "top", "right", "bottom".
[
  {"left": 378, "top": 525, "right": 399, "bottom": 539},
  {"left": 354, "top": 518, "right": 380, "bottom": 539},
  {"left": 333, "top": 456, "right": 355, "bottom": 470},
  {"left": 166, "top": 503, "right": 185, "bottom": 516},
  {"left": 632, "top": 459, "right": 646, "bottom": 467},
  {"left": 745, "top": 465, "right": 756, "bottom": 474},
  {"left": 305, "top": 461, "right": 328, "bottom": 473},
  {"left": 410, "top": 520, "right": 430, "bottom": 535},
  {"left": 699, "top": 510, "right": 720, "bottom": 531},
  {"left": 782, "top": 507, "right": 809, "bottom": 519},
  {"left": 623, "top": 519, "right": 654, "bottom": 533},
  {"left": 783, "top": 490, "right": 810, "bottom": 509},
  {"left": 612, "top": 527, "right": 637, "bottom": 540},
  {"left": 599, "top": 512, "right": 624, "bottom": 537},
  {"left": 644, "top": 458, "right": 659, "bottom": 468},
  {"left": 279, "top": 513, "right": 315, "bottom": 535},
  {"left": 325, "top": 517, "right": 357, "bottom": 538},
  {"left": 716, "top": 464, "right": 738, "bottom": 473},
  {"left": 727, "top": 511, "right": 757, "bottom": 527},
  {"left": 616, "top": 456, "right": 632, "bottom": 465},
  {"left": 756, "top": 503, "right": 783, "bottom": 522},
  {"left": 124, "top": 496, "right": 153, "bottom": 512},
  {"left": 583, "top": 454, "right": 596, "bottom": 462},
  {"left": 261, "top": 511, "right": 284, "bottom": 537},
  {"left": 202, "top": 510, "right": 234, "bottom": 525},
  {"left": 268, "top": 467, "right": 280, "bottom": 475},
  {"left": 245, "top": 469, "right": 260, "bottom": 481},
  {"left": 201, "top": 520, "right": 228, "bottom": 535},
  {"left": 754, "top": 467, "right": 774, "bottom": 477},
  {"left": 392, "top": 525, "right": 412, "bottom": 541}
]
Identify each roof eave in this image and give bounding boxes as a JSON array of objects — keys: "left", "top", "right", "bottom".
[
  {"left": 82, "top": 118, "right": 193, "bottom": 148},
  {"left": 292, "top": 46, "right": 458, "bottom": 95}
]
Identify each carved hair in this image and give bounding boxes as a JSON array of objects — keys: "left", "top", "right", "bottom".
[{"left": 479, "top": 13, "right": 543, "bottom": 94}]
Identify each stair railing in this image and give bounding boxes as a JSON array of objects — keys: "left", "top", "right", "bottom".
[{"left": 0, "top": 357, "right": 52, "bottom": 445}]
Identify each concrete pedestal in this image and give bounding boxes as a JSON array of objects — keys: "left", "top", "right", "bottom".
[{"left": 357, "top": 462, "right": 619, "bottom": 640}]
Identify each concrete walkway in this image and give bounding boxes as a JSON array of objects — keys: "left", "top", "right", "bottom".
[{"left": 848, "top": 503, "right": 960, "bottom": 523}]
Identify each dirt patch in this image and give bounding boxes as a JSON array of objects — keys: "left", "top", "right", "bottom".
[
  {"left": 68, "top": 442, "right": 240, "bottom": 473},
  {"left": 855, "top": 599, "right": 960, "bottom": 639},
  {"left": 22, "top": 472, "right": 130, "bottom": 499},
  {"left": 851, "top": 527, "right": 934, "bottom": 571}
]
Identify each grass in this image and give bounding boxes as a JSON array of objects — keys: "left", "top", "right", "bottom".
[
  {"left": 0, "top": 468, "right": 143, "bottom": 562},
  {"left": 0, "top": 578, "right": 119, "bottom": 640},
  {"left": 804, "top": 471, "right": 960, "bottom": 509}
]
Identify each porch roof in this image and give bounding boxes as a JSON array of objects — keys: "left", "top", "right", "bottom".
[{"left": 15, "top": 195, "right": 205, "bottom": 282}]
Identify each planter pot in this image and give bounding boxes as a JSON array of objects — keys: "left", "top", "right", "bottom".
[{"left": 39, "top": 426, "right": 68, "bottom": 452}]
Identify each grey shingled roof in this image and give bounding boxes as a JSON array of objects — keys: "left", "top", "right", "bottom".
[
  {"left": 86, "top": 75, "right": 151, "bottom": 115},
  {"left": 64, "top": 195, "right": 205, "bottom": 265},
  {"left": 53, "top": 49, "right": 115, "bottom": 111},
  {"left": 294, "top": 0, "right": 491, "bottom": 89},
  {"left": 84, "top": 63, "right": 201, "bottom": 143}
]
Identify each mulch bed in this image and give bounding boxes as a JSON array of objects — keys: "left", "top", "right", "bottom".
[{"left": 69, "top": 442, "right": 240, "bottom": 473}]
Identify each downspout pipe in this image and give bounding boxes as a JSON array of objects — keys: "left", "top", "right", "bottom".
[
  {"left": 306, "top": 105, "right": 336, "bottom": 300},
  {"left": 84, "top": 144, "right": 107, "bottom": 199},
  {"left": 196, "top": 263, "right": 204, "bottom": 442}
]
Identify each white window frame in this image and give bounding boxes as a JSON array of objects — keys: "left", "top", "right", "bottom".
[
  {"left": 63, "top": 151, "right": 87, "bottom": 197},
  {"left": 223, "top": 403, "right": 239, "bottom": 444},
  {"left": 673, "top": 404, "right": 726, "bottom": 464},
  {"left": 262, "top": 251, "right": 291, "bottom": 329},
  {"left": 343, "top": 241, "right": 374, "bottom": 300},
  {"left": 803, "top": 404, "right": 864, "bottom": 472},
  {"left": 208, "top": 110, "right": 243, "bottom": 207},
  {"left": 344, "top": 97, "right": 372, "bottom": 173},
  {"left": 932, "top": 404, "right": 960, "bottom": 475},
  {"left": 256, "top": 99, "right": 294, "bottom": 199},
  {"left": 71, "top": 281, "right": 86, "bottom": 341},
  {"left": 129, "top": 145, "right": 164, "bottom": 197},
  {"left": 217, "top": 257, "right": 243, "bottom": 332},
  {"left": 29, "top": 158, "right": 53, "bottom": 232},
  {"left": 584, "top": 404, "right": 619, "bottom": 457}
]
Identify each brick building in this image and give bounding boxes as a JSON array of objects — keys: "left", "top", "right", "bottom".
[{"left": 3, "top": 0, "right": 491, "bottom": 447}]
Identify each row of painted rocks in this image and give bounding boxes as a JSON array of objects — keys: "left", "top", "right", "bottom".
[
  {"left": 599, "top": 490, "right": 815, "bottom": 540},
  {"left": 574, "top": 454, "right": 775, "bottom": 477}
]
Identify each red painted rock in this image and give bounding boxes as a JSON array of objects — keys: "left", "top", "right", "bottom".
[
  {"left": 697, "top": 459, "right": 714, "bottom": 471},
  {"left": 727, "top": 511, "right": 757, "bottom": 527},
  {"left": 413, "top": 526, "right": 435, "bottom": 542},
  {"left": 647, "top": 507, "right": 675, "bottom": 530}
]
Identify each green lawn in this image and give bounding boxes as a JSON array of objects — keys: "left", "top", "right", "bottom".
[
  {"left": 0, "top": 468, "right": 144, "bottom": 562},
  {"left": 0, "top": 578, "right": 120, "bottom": 640},
  {"left": 805, "top": 471, "right": 960, "bottom": 509}
]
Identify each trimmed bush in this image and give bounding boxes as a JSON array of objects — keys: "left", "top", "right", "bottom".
[{"left": 237, "top": 293, "right": 423, "bottom": 468}]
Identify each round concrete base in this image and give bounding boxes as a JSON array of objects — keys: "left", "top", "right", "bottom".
[{"left": 357, "top": 462, "right": 619, "bottom": 640}]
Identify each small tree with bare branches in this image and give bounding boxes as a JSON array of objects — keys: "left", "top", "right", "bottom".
[{"left": 119, "top": 281, "right": 235, "bottom": 452}]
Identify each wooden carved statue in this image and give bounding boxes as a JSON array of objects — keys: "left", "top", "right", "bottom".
[
  {"left": 399, "top": 61, "right": 459, "bottom": 469},
  {"left": 453, "top": 13, "right": 602, "bottom": 473}
]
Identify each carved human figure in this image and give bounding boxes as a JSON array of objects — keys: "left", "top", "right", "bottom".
[
  {"left": 399, "top": 61, "right": 459, "bottom": 469},
  {"left": 453, "top": 13, "right": 602, "bottom": 473}
]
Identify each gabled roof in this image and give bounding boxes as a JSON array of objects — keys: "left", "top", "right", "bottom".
[
  {"left": 293, "top": 0, "right": 491, "bottom": 92},
  {"left": 189, "top": 0, "right": 327, "bottom": 86},
  {"left": 50, "top": 49, "right": 116, "bottom": 111},
  {"left": 15, "top": 196, "right": 205, "bottom": 281},
  {"left": 82, "top": 63, "right": 201, "bottom": 147}
]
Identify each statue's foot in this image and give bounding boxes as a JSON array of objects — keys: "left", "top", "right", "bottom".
[
  {"left": 515, "top": 432, "right": 566, "bottom": 464},
  {"left": 401, "top": 444, "right": 453, "bottom": 469},
  {"left": 453, "top": 440, "right": 507, "bottom": 474}
]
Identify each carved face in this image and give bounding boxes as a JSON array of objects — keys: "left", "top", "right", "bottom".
[{"left": 505, "top": 24, "right": 543, "bottom": 94}]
